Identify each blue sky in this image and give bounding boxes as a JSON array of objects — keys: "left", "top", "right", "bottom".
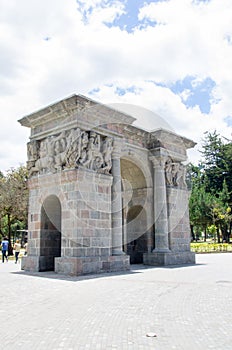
[
  {"left": 170, "top": 76, "right": 216, "bottom": 114},
  {"left": 104, "top": 0, "right": 158, "bottom": 32},
  {"left": 0, "top": 0, "right": 232, "bottom": 170}
]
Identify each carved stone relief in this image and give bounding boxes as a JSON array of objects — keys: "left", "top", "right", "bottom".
[
  {"left": 27, "top": 128, "right": 113, "bottom": 177},
  {"left": 165, "top": 157, "right": 187, "bottom": 189}
]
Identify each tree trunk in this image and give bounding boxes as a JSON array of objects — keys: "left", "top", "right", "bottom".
[
  {"left": 217, "top": 226, "right": 220, "bottom": 243},
  {"left": 221, "top": 224, "right": 229, "bottom": 243},
  {"left": 7, "top": 213, "right": 13, "bottom": 256},
  {"left": 229, "top": 222, "right": 232, "bottom": 243},
  {"left": 0, "top": 215, "right": 3, "bottom": 239},
  {"left": 190, "top": 225, "right": 195, "bottom": 241},
  {"left": 204, "top": 227, "right": 207, "bottom": 242}
]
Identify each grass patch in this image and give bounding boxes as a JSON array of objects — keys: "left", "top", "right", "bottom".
[{"left": 191, "top": 242, "right": 232, "bottom": 253}]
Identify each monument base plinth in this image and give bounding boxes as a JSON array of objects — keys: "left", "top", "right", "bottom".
[
  {"left": 55, "top": 255, "right": 130, "bottom": 276},
  {"left": 21, "top": 255, "right": 130, "bottom": 275},
  {"left": 143, "top": 251, "right": 195, "bottom": 266},
  {"left": 21, "top": 255, "right": 57, "bottom": 272}
]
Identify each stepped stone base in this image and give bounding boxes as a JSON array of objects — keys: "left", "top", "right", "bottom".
[
  {"left": 143, "top": 251, "right": 195, "bottom": 266},
  {"left": 21, "top": 255, "right": 130, "bottom": 276},
  {"left": 21, "top": 255, "right": 57, "bottom": 272},
  {"left": 55, "top": 256, "right": 130, "bottom": 275}
]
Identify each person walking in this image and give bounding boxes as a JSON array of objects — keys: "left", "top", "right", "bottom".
[
  {"left": 13, "top": 240, "right": 21, "bottom": 264},
  {"left": 1, "top": 237, "right": 9, "bottom": 263},
  {"left": 24, "top": 242, "right": 28, "bottom": 255}
]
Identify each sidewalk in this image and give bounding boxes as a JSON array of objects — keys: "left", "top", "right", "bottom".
[{"left": 1, "top": 253, "right": 232, "bottom": 350}]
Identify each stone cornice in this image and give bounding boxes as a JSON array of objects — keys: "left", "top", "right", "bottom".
[
  {"left": 149, "top": 146, "right": 187, "bottom": 162},
  {"left": 18, "top": 95, "right": 196, "bottom": 158},
  {"left": 150, "top": 128, "right": 196, "bottom": 150},
  {"left": 18, "top": 94, "right": 136, "bottom": 131}
]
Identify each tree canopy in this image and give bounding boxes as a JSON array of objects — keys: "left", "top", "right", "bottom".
[
  {"left": 0, "top": 165, "right": 28, "bottom": 253},
  {"left": 189, "top": 131, "right": 232, "bottom": 242}
]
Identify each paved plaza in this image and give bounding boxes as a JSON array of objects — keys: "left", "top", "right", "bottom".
[{"left": 1, "top": 253, "right": 232, "bottom": 350}]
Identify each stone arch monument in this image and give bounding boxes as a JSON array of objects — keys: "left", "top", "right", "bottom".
[{"left": 19, "top": 94, "right": 196, "bottom": 275}]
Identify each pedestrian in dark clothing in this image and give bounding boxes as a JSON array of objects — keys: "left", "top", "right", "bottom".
[{"left": 1, "top": 237, "right": 9, "bottom": 263}]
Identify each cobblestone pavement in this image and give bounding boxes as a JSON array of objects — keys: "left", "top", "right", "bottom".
[{"left": 1, "top": 253, "right": 232, "bottom": 350}]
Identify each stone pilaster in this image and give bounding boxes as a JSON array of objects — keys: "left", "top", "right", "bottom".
[
  {"left": 144, "top": 148, "right": 195, "bottom": 266},
  {"left": 146, "top": 226, "right": 154, "bottom": 253},
  {"left": 111, "top": 138, "right": 124, "bottom": 255},
  {"left": 150, "top": 153, "right": 170, "bottom": 252}
]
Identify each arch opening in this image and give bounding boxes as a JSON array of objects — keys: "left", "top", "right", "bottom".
[
  {"left": 124, "top": 205, "right": 147, "bottom": 264},
  {"left": 40, "top": 195, "right": 61, "bottom": 271},
  {"left": 121, "top": 158, "right": 150, "bottom": 264}
]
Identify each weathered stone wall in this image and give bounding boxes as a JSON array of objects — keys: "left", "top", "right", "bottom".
[
  {"left": 22, "top": 168, "right": 119, "bottom": 273},
  {"left": 167, "top": 188, "right": 192, "bottom": 252}
]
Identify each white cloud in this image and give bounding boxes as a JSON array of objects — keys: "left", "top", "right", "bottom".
[
  {"left": 76, "top": 0, "right": 125, "bottom": 26},
  {"left": 0, "top": 0, "right": 232, "bottom": 171},
  {"left": 179, "top": 89, "right": 192, "bottom": 102}
]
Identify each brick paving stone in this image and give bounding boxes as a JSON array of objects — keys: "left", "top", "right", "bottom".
[{"left": 0, "top": 253, "right": 232, "bottom": 350}]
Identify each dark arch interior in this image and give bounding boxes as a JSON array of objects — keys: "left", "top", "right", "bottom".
[
  {"left": 40, "top": 195, "right": 61, "bottom": 271},
  {"left": 121, "top": 159, "right": 148, "bottom": 264},
  {"left": 124, "top": 205, "right": 147, "bottom": 264}
]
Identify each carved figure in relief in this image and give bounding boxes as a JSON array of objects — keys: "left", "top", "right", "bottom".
[
  {"left": 27, "top": 139, "right": 50, "bottom": 175},
  {"left": 165, "top": 157, "right": 173, "bottom": 186},
  {"left": 36, "top": 137, "right": 55, "bottom": 173},
  {"left": 165, "top": 159, "right": 187, "bottom": 188},
  {"left": 171, "top": 162, "right": 180, "bottom": 186},
  {"left": 65, "top": 128, "right": 82, "bottom": 168},
  {"left": 175, "top": 163, "right": 187, "bottom": 188},
  {"left": 77, "top": 131, "right": 104, "bottom": 171},
  {"left": 54, "top": 131, "right": 67, "bottom": 170},
  {"left": 27, "top": 141, "right": 39, "bottom": 176},
  {"left": 89, "top": 132, "right": 104, "bottom": 170},
  {"left": 77, "top": 131, "right": 89, "bottom": 166},
  {"left": 98, "top": 137, "right": 113, "bottom": 174},
  {"left": 28, "top": 133, "right": 62, "bottom": 175},
  {"left": 80, "top": 135, "right": 95, "bottom": 168},
  {"left": 27, "top": 140, "right": 38, "bottom": 161}
]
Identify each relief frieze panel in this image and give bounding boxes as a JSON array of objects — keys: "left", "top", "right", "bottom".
[{"left": 27, "top": 128, "right": 113, "bottom": 177}]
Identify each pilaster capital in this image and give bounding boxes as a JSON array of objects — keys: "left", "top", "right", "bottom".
[
  {"left": 112, "top": 137, "right": 123, "bottom": 159},
  {"left": 149, "top": 147, "right": 169, "bottom": 169},
  {"left": 149, "top": 155, "right": 167, "bottom": 169}
]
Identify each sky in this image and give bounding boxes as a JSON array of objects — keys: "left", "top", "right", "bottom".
[{"left": 1, "top": 0, "right": 232, "bottom": 172}]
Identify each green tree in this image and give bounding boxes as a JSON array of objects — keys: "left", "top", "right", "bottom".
[
  {"left": 189, "top": 131, "right": 232, "bottom": 243},
  {"left": 0, "top": 166, "right": 28, "bottom": 254},
  {"left": 201, "top": 131, "right": 232, "bottom": 200},
  {"left": 211, "top": 180, "right": 232, "bottom": 243},
  {"left": 188, "top": 163, "right": 213, "bottom": 241}
]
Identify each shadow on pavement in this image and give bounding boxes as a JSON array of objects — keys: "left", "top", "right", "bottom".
[{"left": 11, "top": 262, "right": 205, "bottom": 282}]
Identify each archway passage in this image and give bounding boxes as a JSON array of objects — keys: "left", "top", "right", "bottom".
[
  {"left": 40, "top": 195, "right": 61, "bottom": 271},
  {"left": 120, "top": 158, "right": 149, "bottom": 264},
  {"left": 125, "top": 205, "right": 147, "bottom": 264}
]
